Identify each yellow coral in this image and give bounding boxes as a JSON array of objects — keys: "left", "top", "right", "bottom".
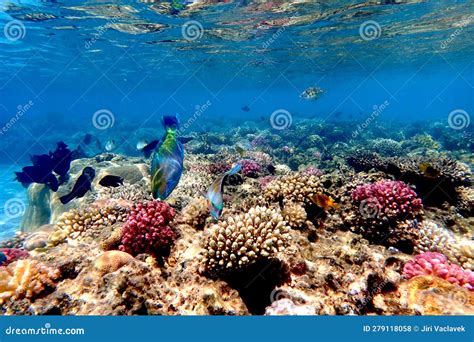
[
  {"left": 282, "top": 202, "right": 307, "bottom": 228},
  {"left": 92, "top": 251, "right": 135, "bottom": 276},
  {"left": 52, "top": 206, "right": 129, "bottom": 243},
  {"left": 0, "top": 259, "right": 60, "bottom": 304},
  {"left": 264, "top": 174, "right": 322, "bottom": 204},
  {"left": 180, "top": 198, "right": 209, "bottom": 230},
  {"left": 204, "top": 206, "right": 290, "bottom": 273},
  {"left": 402, "top": 275, "right": 474, "bottom": 315}
]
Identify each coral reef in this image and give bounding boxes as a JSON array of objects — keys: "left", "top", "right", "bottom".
[
  {"left": 282, "top": 202, "right": 307, "bottom": 228},
  {"left": 264, "top": 174, "right": 322, "bottom": 204},
  {"left": 0, "top": 248, "right": 29, "bottom": 266},
  {"left": 119, "top": 201, "right": 176, "bottom": 257},
  {"left": 265, "top": 298, "right": 316, "bottom": 315},
  {"left": 179, "top": 198, "right": 209, "bottom": 230},
  {"left": 203, "top": 206, "right": 291, "bottom": 274}
]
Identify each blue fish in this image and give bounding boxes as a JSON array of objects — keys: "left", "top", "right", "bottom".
[
  {"left": 206, "top": 163, "right": 241, "bottom": 220},
  {"left": 0, "top": 251, "right": 7, "bottom": 266},
  {"left": 151, "top": 115, "right": 185, "bottom": 200}
]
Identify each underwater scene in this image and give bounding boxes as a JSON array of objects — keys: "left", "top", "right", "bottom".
[{"left": 0, "top": 0, "right": 473, "bottom": 316}]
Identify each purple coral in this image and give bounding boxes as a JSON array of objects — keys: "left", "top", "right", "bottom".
[
  {"left": 352, "top": 180, "right": 422, "bottom": 219},
  {"left": 119, "top": 200, "right": 176, "bottom": 257},
  {"left": 403, "top": 252, "right": 474, "bottom": 291},
  {"left": 239, "top": 159, "right": 262, "bottom": 178},
  {"left": 0, "top": 248, "right": 29, "bottom": 266},
  {"left": 259, "top": 176, "right": 276, "bottom": 189}
]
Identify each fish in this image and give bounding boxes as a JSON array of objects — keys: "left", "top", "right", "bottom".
[
  {"left": 99, "top": 175, "right": 124, "bottom": 187},
  {"left": 310, "top": 193, "right": 339, "bottom": 210},
  {"left": 241, "top": 105, "right": 250, "bottom": 112},
  {"left": 0, "top": 251, "right": 7, "bottom": 266},
  {"left": 419, "top": 162, "right": 440, "bottom": 179},
  {"left": 60, "top": 167, "right": 96, "bottom": 204},
  {"left": 300, "top": 86, "right": 325, "bottom": 100},
  {"left": 150, "top": 115, "right": 185, "bottom": 200},
  {"left": 14, "top": 141, "right": 72, "bottom": 191},
  {"left": 136, "top": 139, "right": 149, "bottom": 151},
  {"left": 140, "top": 139, "right": 160, "bottom": 158},
  {"left": 105, "top": 139, "right": 116, "bottom": 152},
  {"left": 206, "top": 163, "right": 242, "bottom": 220}
]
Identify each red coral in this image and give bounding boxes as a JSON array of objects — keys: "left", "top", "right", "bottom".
[
  {"left": 119, "top": 200, "right": 176, "bottom": 257},
  {"left": 352, "top": 180, "right": 422, "bottom": 219},
  {"left": 403, "top": 252, "right": 474, "bottom": 291},
  {"left": 239, "top": 159, "right": 262, "bottom": 178},
  {"left": 0, "top": 248, "right": 29, "bottom": 266}
]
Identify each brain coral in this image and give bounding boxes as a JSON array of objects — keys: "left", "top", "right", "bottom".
[
  {"left": 0, "top": 259, "right": 60, "bottom": 304},
  {"left": 119, "top": 200, "right": 176, "bottom": 257},
  {"left": 204, "top": 206, "right": 290, "bottom": 273}
]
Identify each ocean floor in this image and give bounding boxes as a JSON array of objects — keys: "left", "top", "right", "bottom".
[{"left": 0, "top": 118, "right": 473, "bottom": 315}]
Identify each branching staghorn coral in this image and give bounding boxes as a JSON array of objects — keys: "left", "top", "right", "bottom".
[
  {"left": 204, "top": 206, "right": 290, "bottom": 274},
  {"left": 0, "top": 259, "right": 60, "bottom": 304}
]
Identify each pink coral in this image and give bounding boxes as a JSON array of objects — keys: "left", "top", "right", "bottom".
[
  {"left": 403, "top": 252, "right": 474, "bottom": 291},
  {"left": 119, "top": 200, "right": 176, "bottom": 257},
  {"left": 301, "top": 166, "right": 323, "bottom": 177},
  {"left": 259, "top": 176, "right": 276, "bottom": 189},
  {"left": 0, "top": 248, "right": 29, "bottom": 266},
  {"left": 239, "top": 159, "right": 262, "bottom": 178},
  {"left": 352, "top": 180, "right": 422, "bottom": 219}
]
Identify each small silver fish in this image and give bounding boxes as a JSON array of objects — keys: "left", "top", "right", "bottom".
[
  {"left": 136, "top": 140, "right": 148, "bottom": 151},
  {"left": 105, "top": 139, "right": 116, "bottom": 152}
]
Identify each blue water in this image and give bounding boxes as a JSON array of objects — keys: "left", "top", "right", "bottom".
[{"left": 0, "top": 0, "right": 473, "bottom": 238}]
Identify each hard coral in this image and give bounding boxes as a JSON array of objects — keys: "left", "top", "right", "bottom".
[
  {"left": 0, "top": 259, "right": 60, "bottom": 304},
  {"left": 179, "top": 198, "right": 209, "bottom": 230},
  {"left": 282, "top": 202, "right": 307, "bottom": 228},
  {"left": 403, "top": 252, "right": 474, "bottom": 291},
  {"left": 238, "top": 159, "right": 262, "bottom": 178},
  {"left": 352, "top": 180, "right": 422, "bottom": 220},
  {"left": 264, "top": 174, "right": 322, "bottom": 204},
  {"left": 119, "top": 200, "right": 176, "bottom": 257},
  {"left": 204, "top": 206, "right": 290, "bottom": 274},
  {"left": 53, "top": 205, "right": 129, "bottom": 244}
]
